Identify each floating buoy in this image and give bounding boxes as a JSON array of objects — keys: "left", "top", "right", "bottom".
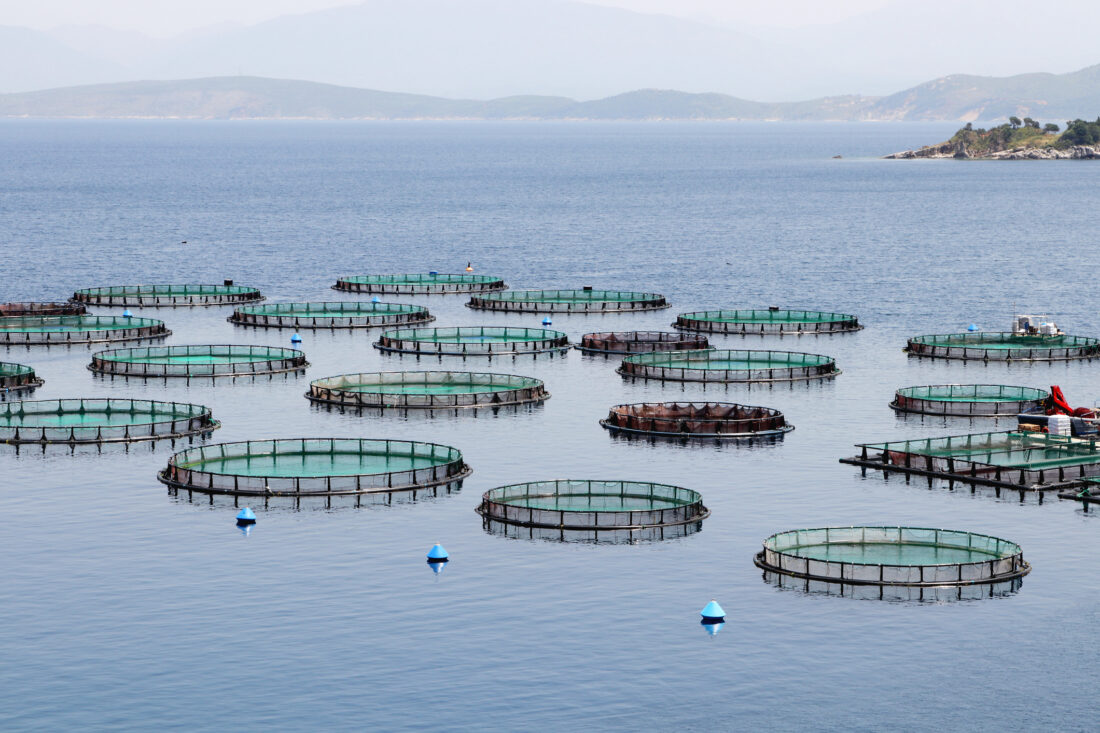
[
  {"left": 371, "top": 296, "right": 381, "bottom": 303},
  {"left": 465, "top": 262, "right": 473, "bottom": 272},
  {"left": 122, "top": 309, "right": 133, "bottom": 318},
  {"left": 236, "top": 507, "right": 256, "bottom": 526},
  {"left": 426, "top": 543, "right": 449, "bottom": 563},
  {"left": 541, "top": 316, "right": 552, "bottom": 326},
  {"left": 290, "top": 333, "right": 302, "bottom": 343},
  {"left": 429, "top": 270, "right": 439, "bottom": 276},
  {"left": 700, "top": 599, "right": 725, "bottom": 622},
  {"left": 968, "top": 323, "right": 979, "bottom": 332}
]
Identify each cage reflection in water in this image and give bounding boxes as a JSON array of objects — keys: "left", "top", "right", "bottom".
[
  {"left": 761, "top": 570, "right": 1024, "bottom": 601},
  {"left": 478, "top": 479, "right": 708, "bottom": 543}
]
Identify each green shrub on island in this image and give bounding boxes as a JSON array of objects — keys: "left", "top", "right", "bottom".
[{"left": 949, "top": 117, "right": 1100, "bottom": 154}]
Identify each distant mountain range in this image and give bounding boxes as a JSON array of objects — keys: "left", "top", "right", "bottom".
[
  {"left": 6, "top": 0, "right": 1100, "bottom": 103},
  {"left": 3, "top": 66, "right": 1100, "bottom": 122}
]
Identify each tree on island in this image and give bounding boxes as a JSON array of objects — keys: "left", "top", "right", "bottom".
[
  {"left": 1009, "top": 116, "right": 1022, "bottom": 128},
  {"left": 1044, "top": 123, "right": 1060, "bottom": 133}
]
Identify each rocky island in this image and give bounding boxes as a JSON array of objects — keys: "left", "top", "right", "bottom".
[{"left": 886, "top": 117, "right": 1100, "bottom": 159}]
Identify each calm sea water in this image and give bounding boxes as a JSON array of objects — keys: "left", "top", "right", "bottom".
[{"left": 1, "top": 121, "right": 1098, "bottom": 731}]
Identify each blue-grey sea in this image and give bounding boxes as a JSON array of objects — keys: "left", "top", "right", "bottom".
[{"left": 1, "top": 121, "right": 1097, "bottom": 731}]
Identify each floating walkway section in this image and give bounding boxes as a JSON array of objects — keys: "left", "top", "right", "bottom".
[
  {"left": 841, "top": 430, "right": 1100, "bottom": 492},
  {"left": 675, "top": 308, "right": 861, "bottom": 335},
  {"left": 0, "top": 302, "right": 86, "bottom": 316},
  {"left": 333, "top": 273, "right": 506, "bottom": 295},
  {"left": 754, "top": 526, "right": 1030, "bottom": 600},
  {"left": 307, "top": 371, "right": 548, "bottom": 410},
  {"left": 73, "top": 284, "right": 263, "bottom": 307},
  {"left": 891, "top": 384, "right": 1048, "bottom": 417},
  {"left": 375, "top": 326, "right": 569, "bottom": 357},
  {"left": 90, "top": 345, "right": 307, "bottom": 378},
  {"left": 618, "top": 349, "right": 839, "bottom": 383},
  {"left": 228, "top": 301, "right": 432, "bottom": 330},
  {"left": 601, "top": 401, "right": 792, "bottom": 439},
  {"left": 905, "top": 332, "right": 1100, "bottom": 361},
  {"left": 0, "top": 362, "right": 44, "bottom": 398},
  {"left": 0, "top": 315, "right": 169, "bottom": 346},
  {"left": 158, "top": 438, "right": 471, "bottom": 506},
  {"left": 477, "top": 479, "right": 708, "bottom": 543},
  {"left": 0, "top": 398, "right": 218, "bottom": 444},
  {"left": 577, "top": 331, "right": 709, "bottom": 355},
  {"left": 468, "top": 289, "right": 668, "bottom": 313}
]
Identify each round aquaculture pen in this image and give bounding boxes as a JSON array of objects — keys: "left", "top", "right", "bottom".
[
  {"left": 675, "top": 308, "right": 861, "bottom": 335},
  {"left": 891, "top": 384, "right": 1049, "bottom": 417},
  {"left": 375, "top": 326, "right": 570, "bottom": 357},
  {"left": 72, "top": 284, "right": 263, "bottom": 307},
  {"left": 0, "top": 398, "right": 219, "bottom": 444},
  {"left": 477, "top": 479, "right": 709, "bottom": 542},
  {"left": 577, "top": 331, "right": 709, "bottom": 355},
  {"left": 601, "top": 401, "right": 792, "bottom": 439},
  {"left": 307, "top": 371, "right": 548, "bottom": 410},
  {"left": 906, "top": 333, "right": 1100, "bottom": 361},
  {"left": 0, "top": 316, "right": 169, "bottom": 346},
  {"left": 0, "top": 362, "right": 44, "bottom": 397},
  {"left": 333, "top": 273, "right": 506, "bottom": 295},
  {"left": 158, "top": 438, "right": 471, "bottom": 506},
  {"left": 228, "top": 301, "right": 433, "bottom": 330},
  {"left": 619, "top": 349, "right": 839, "bottom": 383},
  {"left": 90, "top": 345, "right": 308, "bottom": 378},
  {"left": 468, "top": 289, "right": 668, "bottom": 314},
  {"left": 0, "top": 302, "right": 86, "bottom": 316},
  {"left": 754, "top": 526, "right": 1030, "bottom": 589}
]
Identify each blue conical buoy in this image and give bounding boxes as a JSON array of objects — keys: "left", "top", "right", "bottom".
[
  {"left": 968, "top": 323, "right": 979, "bottom": 332},
  {"left": 236, "top": 507, "right": 256, "bottom": 526},
  {"left": 426, "top": 543, "right": 449, "bottom": 563},
  {"left": 371, "top": 296, "right": 381, "bottom": 303},
  {"left": 122, "top": 309, "right": 133, "bottom": 318},
  {"left": 429, "top": 270, "right": 439, "bottom": 276},
  {"left": 541, "top": 317, "right": 552, "bottom": 326},
  {"left": 700, "top": 599, "right": 725, "bottom": 622},
  {"left": 290, "top": 333, "right": 302, "bottom": 344}
]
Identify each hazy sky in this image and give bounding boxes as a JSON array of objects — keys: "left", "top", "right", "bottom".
[{"left": 3, "top": 0, "right": 891, "bottom": 35}]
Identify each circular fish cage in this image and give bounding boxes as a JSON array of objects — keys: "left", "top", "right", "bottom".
[
  {"left": 0, "top": 315, "right": 169, "bottom": 346},
  {"left": 375, "top": 326, "right": 570, "bottom": 357},
  {"left": 753, "top": 526, "right": 1031, "bottom": 588},
  {"left": 906, "top": 332, "right": 1100, "bottom": 361},
  {"left": 0, "top": 362, "right": 44, "bottom": 397},
  {"left": 72, "top": 284, "right": 263, "bottom": 307},
  {"left": 333, "top": 273, "right": 506, "bottom": 295},
  {"left": 477, "top": 479, "right": 709, "bottom": 542},
  {"left": 601, "top": 401, "right": 792, "bottom": 439},
  {"left": 618, "top": 349, "right": 840, "bottom": 383},
  {"left": 0, "top": 302, "right": 86, "bottom": 317},
  {"left": 228, "top": 301, "right": 433, "bottom": 330},
  {"left": 307, "top": 371, "right": 548, "bottom": 410},
  {"left": 675, "top": 308, "right": 861, "bottom": 335},
  {"left": 576, "top": 331, "right": 709, "bottom": 355},
  {"left": 158, "top": 438, "right": 471, "bottom": 503},
  {"left": 468, "top": 289, "right": 668, "bottom": 314},
  {"left": 90, "top": 345, "right": 308, "bottom": 378},
  {"left": 891, "top": 384, "right": 1049, "bottom": 417},
  {"left": 0, "top": 398, "right": 219, "bottom": 444}
]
